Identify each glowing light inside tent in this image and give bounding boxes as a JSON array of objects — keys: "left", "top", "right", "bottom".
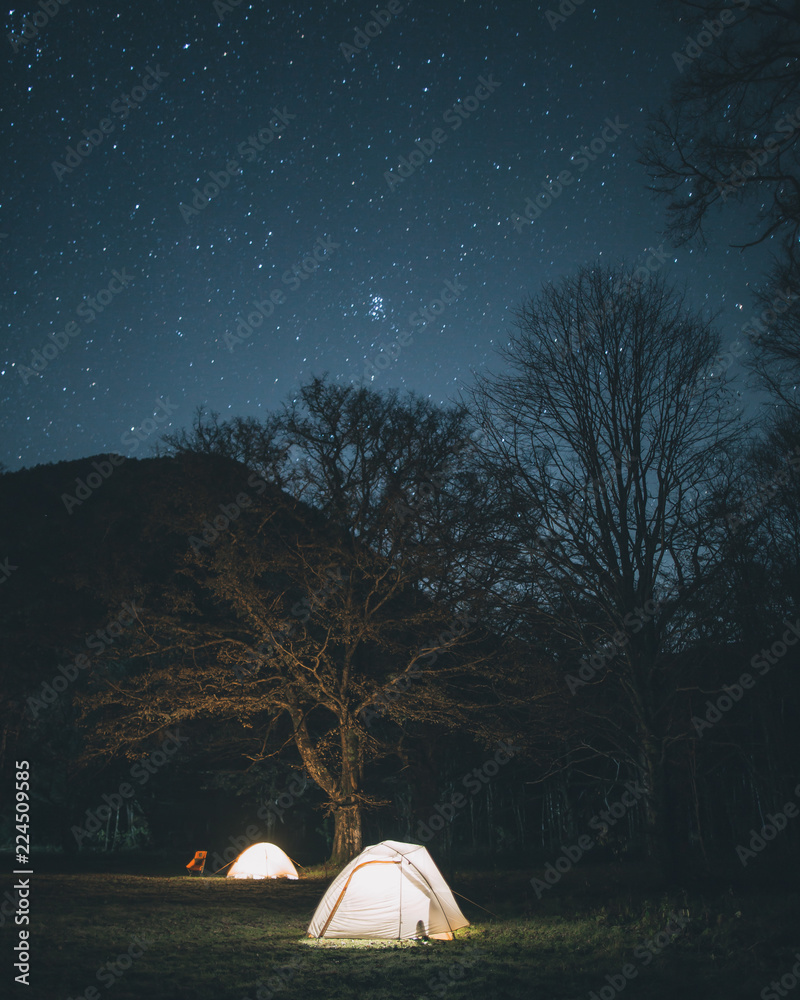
[{"left": 227, "top": 842, "right": 299, "bottom": 880}]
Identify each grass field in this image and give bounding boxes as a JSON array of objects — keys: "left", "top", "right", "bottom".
[{"left": 3, "top": 856, "right": 799, "bottom": 1000}]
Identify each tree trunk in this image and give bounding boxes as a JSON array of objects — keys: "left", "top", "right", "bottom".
[
  {"left": 640, "top": 737, "right": 675, "bottom": 878},
  {"left": 288, "top": 707, "right": 363, "bottom": 864},
  {"left": 329, "top": 724, "right": 363, "bottom": 865},
  {"left": 331, "top": 803, "right": 362, "bottom": 865}
]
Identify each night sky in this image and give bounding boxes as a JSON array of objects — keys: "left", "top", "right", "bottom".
[{"left": 0, "top": 0, "right": 766, "bottom": 471}]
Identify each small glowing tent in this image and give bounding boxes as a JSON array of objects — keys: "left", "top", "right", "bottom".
[
  {"left": 227, "top": 842, "right": 299, "bottom": 880},
  {"left": 307, "top": 840, "right": 469, "bottom": 940}
]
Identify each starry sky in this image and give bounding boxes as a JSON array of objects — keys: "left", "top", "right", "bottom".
[{"left": 0, "top": 0, "right": 767, "bottom": 471}]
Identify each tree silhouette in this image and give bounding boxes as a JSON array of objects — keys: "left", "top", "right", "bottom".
[
  {"left": 470, "top": 262, "right": 747, "bottom": 870},
  {"left": 640, "top": 1, "right": 800, "bottom": 288}
]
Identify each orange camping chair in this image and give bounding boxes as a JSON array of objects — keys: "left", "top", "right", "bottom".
[{"left": 186, "top": 850, "right": 207, "bottom": 876}]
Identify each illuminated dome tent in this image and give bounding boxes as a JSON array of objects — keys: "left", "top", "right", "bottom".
[
  {"left": 227, "top": 843, "right": 299, "bottom": 880},
  {"left": 307, "top": 840, "right": 469, "bottom": 940}
]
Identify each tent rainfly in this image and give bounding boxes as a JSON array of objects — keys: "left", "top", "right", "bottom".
[
  {"left": 227, "top": 842, "right": 299, "bottom": 880},
  {"left": 307, "top": 840, "right": 469, "bottom": 940}
]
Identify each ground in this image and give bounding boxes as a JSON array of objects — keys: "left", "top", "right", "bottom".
[{"left": 2, "top": 855, "right": 798, "bottom": 999}]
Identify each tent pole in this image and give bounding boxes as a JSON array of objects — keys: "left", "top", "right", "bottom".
[
  {"left": 450, "top": 889, "right": 500, "bottom": 920},
  {"left": 401, "top": 853, "right": 459, "bottom": 938},
  {"left": 316, "top": 860, "right": 400, "bottom": 938},
  {"left": 209, "top": 859, "right": 236, "bottom": 876}
]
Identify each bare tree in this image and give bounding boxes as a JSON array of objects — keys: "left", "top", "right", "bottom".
[
  {"left": 639, "top": 1, "right": 800, "bottom": 425},
  {"left": 79, "top": 380, "right": 496, "bottom": 864},
  {"left": 470, "top": 263, "right": 748, "bottom": 869},
  {"left": 640, "top": 1, "right": 800, "bottom": 276},
  {"left": 161, "top": 407, "right": 290, "bottom": 487}
]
